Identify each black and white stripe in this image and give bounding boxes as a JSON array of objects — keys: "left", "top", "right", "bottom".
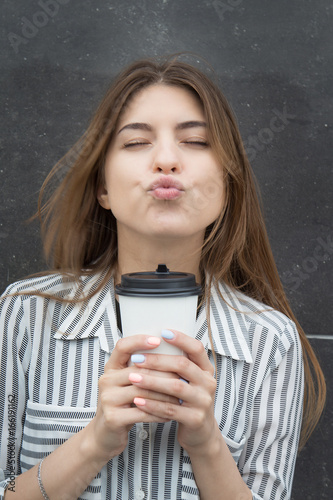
[{"left": 0, "top": 273, "right": 303, "bottom": 499}]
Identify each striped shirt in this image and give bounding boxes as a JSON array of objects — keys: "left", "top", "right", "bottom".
[{"left": 0, "top": 272, "right": 303, "bottom": 500}]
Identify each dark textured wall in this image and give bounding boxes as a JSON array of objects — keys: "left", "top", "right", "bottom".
[{"left": 1, "top": 1, "right": 332, "bottom": 497}]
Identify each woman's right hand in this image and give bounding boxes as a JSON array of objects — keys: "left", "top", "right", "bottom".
[{"left": 86, "top": 335, "right": 178, "bottom": 461}]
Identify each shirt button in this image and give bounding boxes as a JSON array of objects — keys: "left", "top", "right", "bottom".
[
  {"left": 138, "top": 429, "right": 148, "bottom": 440},
  {"left": 135, "top": 490, "right": 145, "bottom": 500}
]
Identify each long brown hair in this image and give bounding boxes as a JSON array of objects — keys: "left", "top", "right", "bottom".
[{"left": 37, "top": 56, "right": 325, "bottom": 448}]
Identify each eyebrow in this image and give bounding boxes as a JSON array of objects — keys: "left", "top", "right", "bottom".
[{"left": 117, "top": 120, "right": 207, "bottom": 135}]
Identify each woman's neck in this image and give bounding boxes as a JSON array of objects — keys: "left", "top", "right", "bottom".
[{"left": 115, "top": 232, "right": 203, "bottom": 285}]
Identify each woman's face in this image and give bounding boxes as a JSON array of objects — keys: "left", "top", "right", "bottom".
[{"left": 98, "top": 84, "right": 224, "bottom": 245}]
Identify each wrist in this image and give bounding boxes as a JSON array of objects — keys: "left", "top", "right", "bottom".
[
  {"left": 79, "top": 420, "right": 113, "bottom": 467},
  {"left": 183, "top": 427, "right": 224, "bottom": 460}
]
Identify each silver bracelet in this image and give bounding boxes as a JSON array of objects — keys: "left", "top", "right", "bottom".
[{"left": 37, "top": 458, "right": 50, "bottom": 500}]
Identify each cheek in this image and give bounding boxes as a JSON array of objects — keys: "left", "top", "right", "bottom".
[
  {"left": 107, "top": 184, "right": 130, "bottom": 217},
  {"left": 193, "top": 169, "right": 224, "bottom": 215},
  {"left": 105, "top": 164, "right": 128, "bottom": 196},
  {"left": 105, "top": 172, "right": 143, "bottom": 220},
  {"left": 203, "top": 181, "right": 224, "bottom": 204}
]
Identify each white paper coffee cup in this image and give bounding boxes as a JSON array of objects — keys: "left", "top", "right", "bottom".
[{"left": 115, "top": 264, "right": 202, "bottom": 356}]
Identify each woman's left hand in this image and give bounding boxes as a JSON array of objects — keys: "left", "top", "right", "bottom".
[{"left": 128, "top": 329, "right": 218, "bottom": 453}]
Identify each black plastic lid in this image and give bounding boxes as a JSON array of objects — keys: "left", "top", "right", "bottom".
[{"left": 115, "top": 264, "right": 202, "bottom": 297}]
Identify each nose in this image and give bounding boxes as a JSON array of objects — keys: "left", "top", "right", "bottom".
[{"left": 152, "top": 140, "right": 182, "bottom": 174}]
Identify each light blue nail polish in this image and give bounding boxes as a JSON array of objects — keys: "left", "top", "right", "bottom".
[
  {"left": 161, "top": 329, "right": 175, "bottom": 340},
  {"left": 178, "top": 378, "right": 188, "bottom": 404},
  {"left": 131, "top": 354, "right": 146, "bottom": 363}
]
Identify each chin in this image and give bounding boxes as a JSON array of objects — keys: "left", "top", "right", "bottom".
[{"left": 150, "top": 226, "right": 204, "bottom": 242}]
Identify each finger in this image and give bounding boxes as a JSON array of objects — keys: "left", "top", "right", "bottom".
[
  {"left": 134, "top": 365, "right": 181, "bottom": 386},
  {"left": 102, "top": 404, "right": 171, "bottom": 427},
  {"left": 133, "top": 397, "right": 187, "bottom": 423},
  {"left": 99, "top": 363, "right": 180, "bottom": 413},
  {"left": 131, "top": 353, "right": 217, "bottom": 403},
  {"left": 98, "top": 378, "right": 139, "bottom": 408},
  {"left": 101, "top": 381, "right": 180, "bottom": 408},
  {"left": 99, "top": 370, "right": 180, "bottom": 409},
  {"left": 101, "top": 363, "right": 176, "bottom": 389},
  {"left": 131, "top": 352, "right": 204, "bottom": 387},
  {"left": 161, "top": 329, "right": 214, "bottom": 375},
  {"left": 178, "top": 378, "right": 189, "bottom": 405},
  {"left": 128, "top": 372, "right": 180, "bottom": 405},
  {"left": 129, "top": 371, "right": 194, "bottom": 406},
  {"left": 133, "top": 395, "right": 215, "bottom": 432},
  {"left": 104, "top": 335, "right": 162, "bottom": 370}
]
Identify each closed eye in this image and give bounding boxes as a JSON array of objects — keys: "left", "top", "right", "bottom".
[
  {"left": 123, "top": 140, "right": 150, "bottom": 148},
  {"left": 123, "top": 139, "right": 209, "bottom": 148},
  {"left": 183, "top": 140, "right": 209, "bottom": 147}
]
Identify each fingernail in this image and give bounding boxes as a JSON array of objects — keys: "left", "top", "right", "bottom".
[
  {"left": 134, "top": 397, "right": 146, "bottom": 406},
  {"left": 129, "top": 373, "right": 143, "bottom": 383},
  {"left": 178, "top": 378, "right": 188, "bottom": 405},
  {"left": 161, "top": 329, "right": 175, "bottom": 340},
  {"left": 147, "top": 336, "right": 161, "bottom": 346},
  {"left": 131, "top": 354, "right": 146, "bottom": 363}
]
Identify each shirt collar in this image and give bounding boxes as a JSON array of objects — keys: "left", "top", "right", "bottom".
[
  {"left": 53, "top": 272, "right": 120, "bottom": 353},
  {"left": 53, "top": 274, "right": 253, "bottom": 362},
  {"left": 196, "top": 280, "right": 253, "bottom": 363}
]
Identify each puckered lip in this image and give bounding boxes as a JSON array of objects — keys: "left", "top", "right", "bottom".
[
  {"left": 147, "top": 176, "right": 185, "bottom": 200},
  {"left": 148, "top": 176, "right": 185, "bottom": 191}
]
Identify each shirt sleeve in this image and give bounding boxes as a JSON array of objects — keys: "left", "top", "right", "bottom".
[
  {"left": 0, "top": 287, "right": 30, "bottom": 498},
  {"left": 239, "top": 321, "right": 304, "bottom": 500}
]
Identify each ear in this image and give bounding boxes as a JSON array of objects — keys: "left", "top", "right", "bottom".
[{"left": 97, "top": 184, "right": 111, "bottom": 210}]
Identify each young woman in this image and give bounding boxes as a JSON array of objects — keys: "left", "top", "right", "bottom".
[{"left": 0, "top": 57, "right": 326, "bottom": 500}]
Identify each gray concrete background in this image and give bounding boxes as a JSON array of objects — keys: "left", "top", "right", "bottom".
[{"left": 1, "top": 0, "right": 332, "bottom": 497}]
